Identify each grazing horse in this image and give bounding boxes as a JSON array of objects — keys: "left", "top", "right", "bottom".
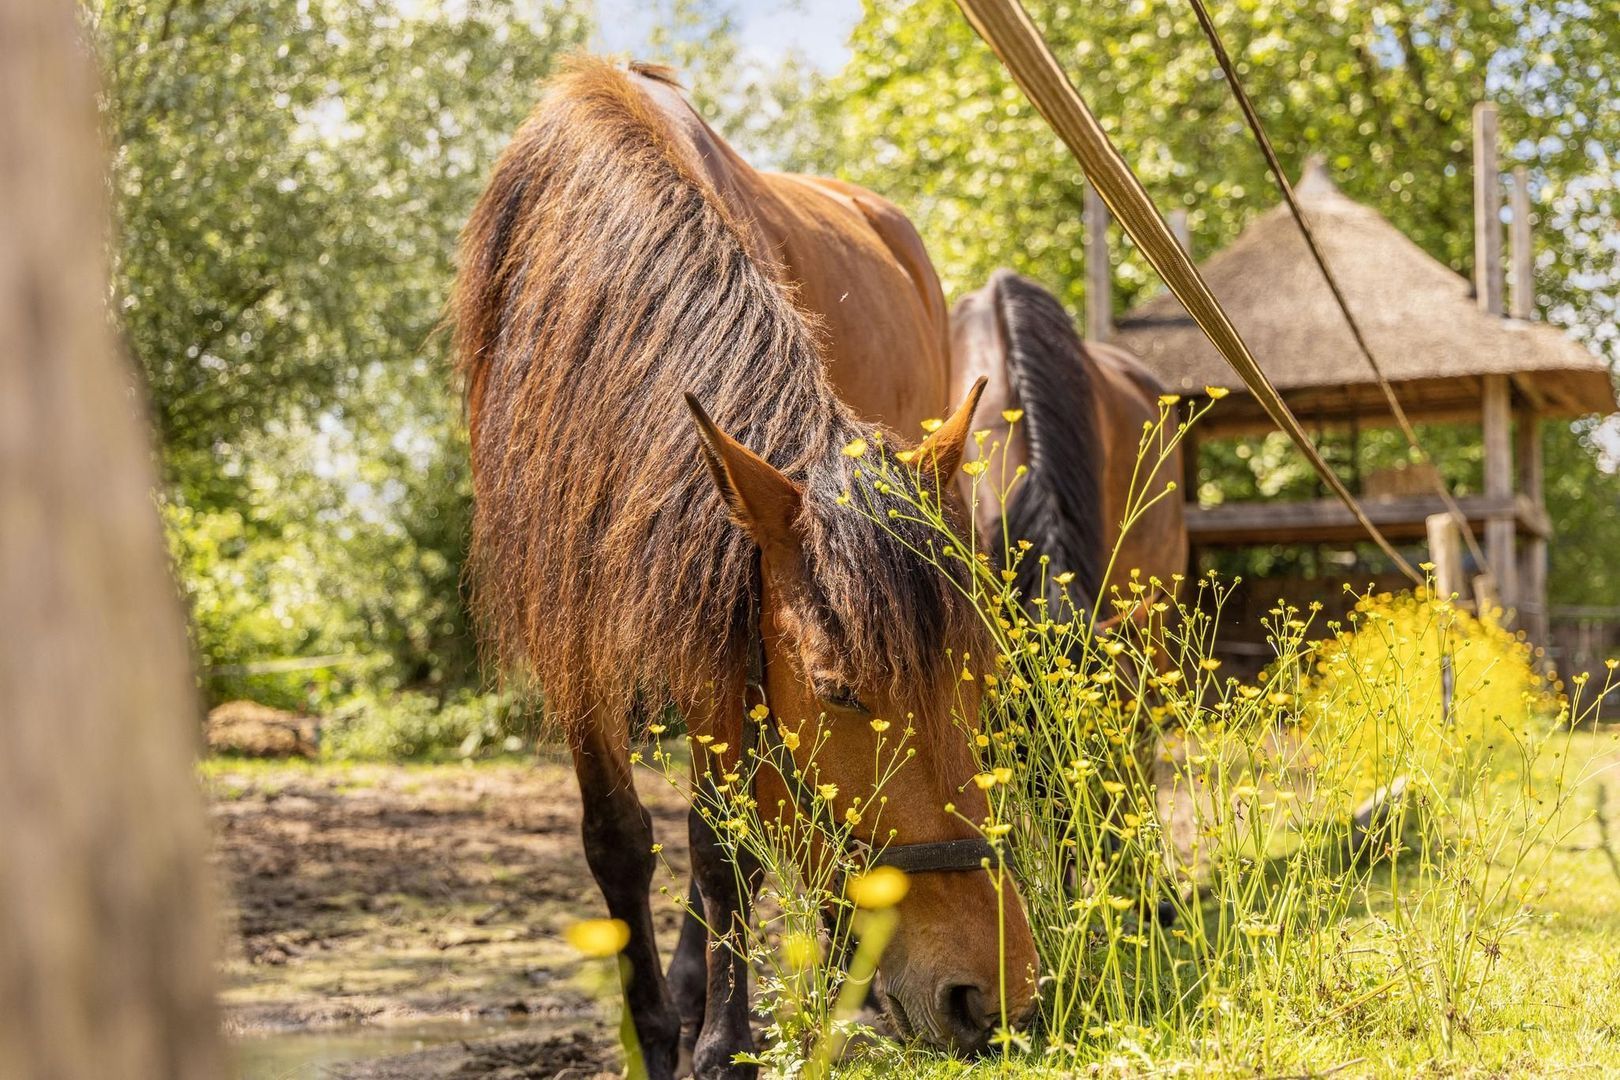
[
  {"left": 949, "top": 269, "right": 1188, "bottom": 619},
  {"left": 453, "top": 60, "right": 1038, "bottom": 1080}
]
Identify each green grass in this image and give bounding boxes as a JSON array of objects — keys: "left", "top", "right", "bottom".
[
  {"left": 826, "top": 730, "right": 1620, "bottom": 1078},
  {"left": 626, "top": 405, "right": 1620, "bottom": 1079}
]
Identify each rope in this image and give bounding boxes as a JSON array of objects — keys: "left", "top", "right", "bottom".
[
  {"left": 1184, "top": 0, "right": 1492, "bottom": 580},
  {"left": 952, "top": 0, "right": 1422, "bottom": 583}
]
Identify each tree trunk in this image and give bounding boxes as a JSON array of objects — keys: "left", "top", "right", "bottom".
[{"left": 0, "top": 3, "right": 223, "bottom": 1079}]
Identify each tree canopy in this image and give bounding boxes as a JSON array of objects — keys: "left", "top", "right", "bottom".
[{"left": 90, "top": 0, "right": 590, "bottom": 707}]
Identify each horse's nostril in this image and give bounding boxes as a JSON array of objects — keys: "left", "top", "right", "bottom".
[{"left": 942, "top": 982, "right": 995, "bottom": 1052}]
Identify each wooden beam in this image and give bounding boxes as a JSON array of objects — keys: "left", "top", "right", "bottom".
[
  {"left": 1183, "top": 491, "right": 1548, "bottom": 546},
  {"left": 1510, "top": 166, "right": 1534, "bottom": 320},
  {"left": 1482, "top": 373, "right": 1516, "bottom": 611},
  {"left": 1084, "top": 181, "right": 1112, "bottom": 341},
  {"left": 1473, "top": 102, "right": 1504, "bottom": 315},
  {"left": 1515, "top": 408, "right": 1543, "bottom": 504}
]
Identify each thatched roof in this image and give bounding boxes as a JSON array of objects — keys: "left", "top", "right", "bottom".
[{"left": 1114, "top": 160, "right": 1614, "bottom": 426}]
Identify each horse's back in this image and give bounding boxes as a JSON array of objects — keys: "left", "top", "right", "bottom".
[{"left": 759, "top": 173, "right": 952, "bottom": 432}]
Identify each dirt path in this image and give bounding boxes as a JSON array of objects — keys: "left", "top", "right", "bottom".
[{"left": 208, "top": 755, "right": 694, "bottom": 1078}]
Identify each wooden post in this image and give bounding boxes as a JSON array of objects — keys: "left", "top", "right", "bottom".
[
  {"left": 1181, "top": 404, "right": 1201, "bottom": 496},
  {"left": 1168, "top": 208, "right": 1191, "bottom": 256},
  {"left": 1426, "top": 513, "right": 1465, "bottom": 603},
  {"left": 1481, "top": 373, "right": 1517, "bottom": 619},
  {"left": 1510, "top": 166, "right": 1534, "bottom": 320},
  {"left": 1516, "top": 407, "right": 1549, "bottom": 644},
  {"left": 1084, "top": 181, "right": 1112, "bottom": 341},
  {"left": 0, "top": 3, "right": 222, "bottom": 1076},
  {"left": 1473, "top": 103, "right": 1504, "bottom": 315}
]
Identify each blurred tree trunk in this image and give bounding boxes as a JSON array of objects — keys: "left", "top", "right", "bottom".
[{"left": 0, "top": 3, "right": 222, "bottom": 1079}]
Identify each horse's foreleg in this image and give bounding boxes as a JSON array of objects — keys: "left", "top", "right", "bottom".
[
  {"left": 689, "top": 805, "right": 761, "bottom": 1080},
  {"left": 667, "top": 864, "right": 708, "bottom": 1072},
  {"left": 572, "top": 726, "right": 680, "bottom": 1080}
]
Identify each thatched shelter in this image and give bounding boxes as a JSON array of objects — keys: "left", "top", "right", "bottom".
[
  {"left": 1115, "top": 161, "right": 1613, "bottom": 432},
  {"left": 1112, "top": 157, "right": 1615, "bottom": 648}
]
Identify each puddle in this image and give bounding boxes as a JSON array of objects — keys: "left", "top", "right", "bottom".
[{"left": 232, "top": 1017, "right": 553, "bottom": 1079}]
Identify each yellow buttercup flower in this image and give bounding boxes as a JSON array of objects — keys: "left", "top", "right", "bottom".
[
  {"left": 973, "top": 772, "right": 999, "bottom": 790},
  {"left": 817, "top": 783, "right": 839, "bottom": 801},
  {"left": 1205, "top": 385, "right": 1230, "bottom": 399},
  {"left": 1001, "top": 408, "right": 1025, "bottom": 423},
  {"left": 842, "top": 437, "right": 868, "bottom": 458},
  {"left": 1158, "top": 393, "right": 1181, "bottom": 406},
  {"left": 847, "top": 866, "right": 910, "bottom": 909},
  {"left": 782, "top": 932, "right": 820, "bottom": 970},
  {"left": 920, "top": 417, "right": 944, "bottom": 433},
  {"left": 844, "top": 806, "right": 863, "bottom": 826},
  {"left": 779, "top": 726, "right": 801, "bottom": 751},
  {"left": 961, "top": 460, "right": 987, "bottom": 477},
  {"left": 869, "top": 718, "right": 891, "bottom": 733},
  {"left": 748, "top": 703, "right": 769, "bottom": 722},
  {"left": 565, "top": 918, "right": 630, "bottom": 958}
]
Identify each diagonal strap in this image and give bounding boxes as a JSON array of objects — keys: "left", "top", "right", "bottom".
[{"left": 953, "top": 0, "right": 1420, "bottom": 584}]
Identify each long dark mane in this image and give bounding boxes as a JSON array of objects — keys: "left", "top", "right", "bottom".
[
  {"left": 452, "top": 58, "right": 983, "bottom": 726},
  {"left": 984, "top": 270, "right": 1106, "bottom": 614}
]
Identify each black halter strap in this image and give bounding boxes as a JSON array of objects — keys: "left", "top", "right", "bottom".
[{"left": 742, "top": 593, "right": 1006, "bottom": 877}]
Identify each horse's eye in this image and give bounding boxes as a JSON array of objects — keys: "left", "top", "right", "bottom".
[{"left": 814, "top": 679, "right": 869, "bottom": 714}]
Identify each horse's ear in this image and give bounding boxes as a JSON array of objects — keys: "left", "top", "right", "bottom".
[
  {"left": 915, "top": 376, "right": 988, "bottom": 482},
  {"left": 684, "top": 394, "right": 802, "bottom": 553}
]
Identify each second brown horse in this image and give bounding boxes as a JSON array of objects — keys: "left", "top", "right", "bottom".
[{"left": 949, "top": 268, "right": 1188, "bottom": 619}]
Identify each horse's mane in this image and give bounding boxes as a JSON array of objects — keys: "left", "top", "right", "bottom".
[
  {"left": 983, "top": 270, "right": 1106, "bottom": 615},
  {"left": 452, "top": 57, "right": 984, "bottom": 726}
]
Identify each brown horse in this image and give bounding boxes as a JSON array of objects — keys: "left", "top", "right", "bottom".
[
  {"left": 453, "top": 60, "right": 1037, "bottom": 1080},
  {"left": 949, "top": 269, "right": 1188, "bottom": 617}
]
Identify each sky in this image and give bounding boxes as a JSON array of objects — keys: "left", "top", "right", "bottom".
[{"left": 592, "top": 0, "right": 864, "bottom": 74}]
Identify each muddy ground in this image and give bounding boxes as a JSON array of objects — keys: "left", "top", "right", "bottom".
[{"left": 209, "top": 753, "right": 695, "bottom": 1078}]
